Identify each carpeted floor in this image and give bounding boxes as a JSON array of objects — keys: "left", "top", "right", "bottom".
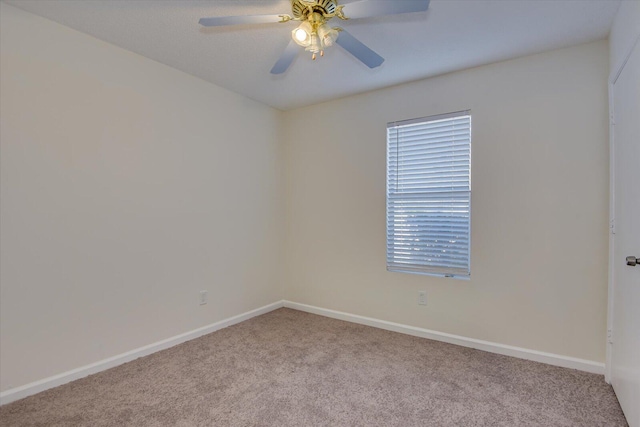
[{"left": 0, "top": 308, "right": 628, "bottom": 426}]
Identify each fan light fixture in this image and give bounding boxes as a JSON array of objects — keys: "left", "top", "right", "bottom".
[{"left": 291, "top": 12, "right": 339, "bottom": 59}]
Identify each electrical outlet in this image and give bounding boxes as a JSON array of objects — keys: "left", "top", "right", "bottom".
[
  {"left": 199, "top": 290, "right": 208, "bottom": 305},
  {"left": 418, "top": 291, "right": 427, "bottom": 306}
]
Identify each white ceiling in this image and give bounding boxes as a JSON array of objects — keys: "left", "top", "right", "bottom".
[{"left": 5, "top": 0, "right": 621, "bottom": 110}]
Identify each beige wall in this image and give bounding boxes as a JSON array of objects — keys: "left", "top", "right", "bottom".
[
  {"left": 0, "top": 3, "right": 284, "bottom": 392},
  {"left": 283, "top": 40, "right": 610, "bottom": 363}
]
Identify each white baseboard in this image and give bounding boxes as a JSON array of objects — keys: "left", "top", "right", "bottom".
[
  {"left": 283, "top": 301, "right": 605, "bottom": 375},
  {"left": 2, "top": 299, "right": 605, "bottom": 406},
  {"left": 0, "top": 301, "right": 284, "bottom": 406}
]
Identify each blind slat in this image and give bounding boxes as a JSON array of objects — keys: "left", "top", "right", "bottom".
[
  {"left": 389, "top": 133, "right": 471, "bottom": 147},
  {"left": 389, "top": 148, "right": 470, "bottom": 161}
]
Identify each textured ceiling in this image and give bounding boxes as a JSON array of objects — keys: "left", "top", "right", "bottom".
[{"left": 4, "top": 0, "right": 621, "bottom": 110}]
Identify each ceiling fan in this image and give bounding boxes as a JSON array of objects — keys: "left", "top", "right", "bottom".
[{"left": 199, "top": 0, "right": 431, "bottom": 74}]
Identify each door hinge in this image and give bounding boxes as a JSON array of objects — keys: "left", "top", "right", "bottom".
[
  {"left": 607, "top": 329, "right": 613, "bottom": 344},
  {"left": 610, "top": 218, "right": 616, "bottom": 235}
]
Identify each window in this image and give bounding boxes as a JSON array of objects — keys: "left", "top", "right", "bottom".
[{"left": 386, "top": 111, "right": 471, "bottom": 278}]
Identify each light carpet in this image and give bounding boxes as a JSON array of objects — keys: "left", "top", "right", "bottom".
[{"left": 0, "top": 308, "right": 627, "bottom": 426}]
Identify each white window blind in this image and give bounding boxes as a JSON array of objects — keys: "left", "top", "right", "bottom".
[{"left": 386, "top": 111, "right": 471, "bottom": 278}]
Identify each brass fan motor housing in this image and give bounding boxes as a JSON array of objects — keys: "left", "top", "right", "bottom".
[{"left": 290, "top": 0, "right": 345, "bottom": 21}]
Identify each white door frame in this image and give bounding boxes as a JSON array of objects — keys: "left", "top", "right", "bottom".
[{"left": 605, "top": 32, "right": 640, "bottom": 384}]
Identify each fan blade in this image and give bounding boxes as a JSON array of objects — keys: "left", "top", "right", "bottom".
[
  {"left": 336, "top": 29, "right": 384, "bottom": 69},
  {"left": 271, "top": 39, "right": 300, "bottom": 74},
  {"left": 342, "top": 0, "right": 430, "bottom": 20},
  {"left": 199, "top": 14, "right": 285, "bottom": 27}
]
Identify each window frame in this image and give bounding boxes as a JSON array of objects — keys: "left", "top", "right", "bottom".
[{"left": 386, "top": 110, "right": 472, "bottom": 280}]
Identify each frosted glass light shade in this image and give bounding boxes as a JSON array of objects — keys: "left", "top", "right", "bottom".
[{"left": 292, "top": 21, "right": 313, "bottom": 47}]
